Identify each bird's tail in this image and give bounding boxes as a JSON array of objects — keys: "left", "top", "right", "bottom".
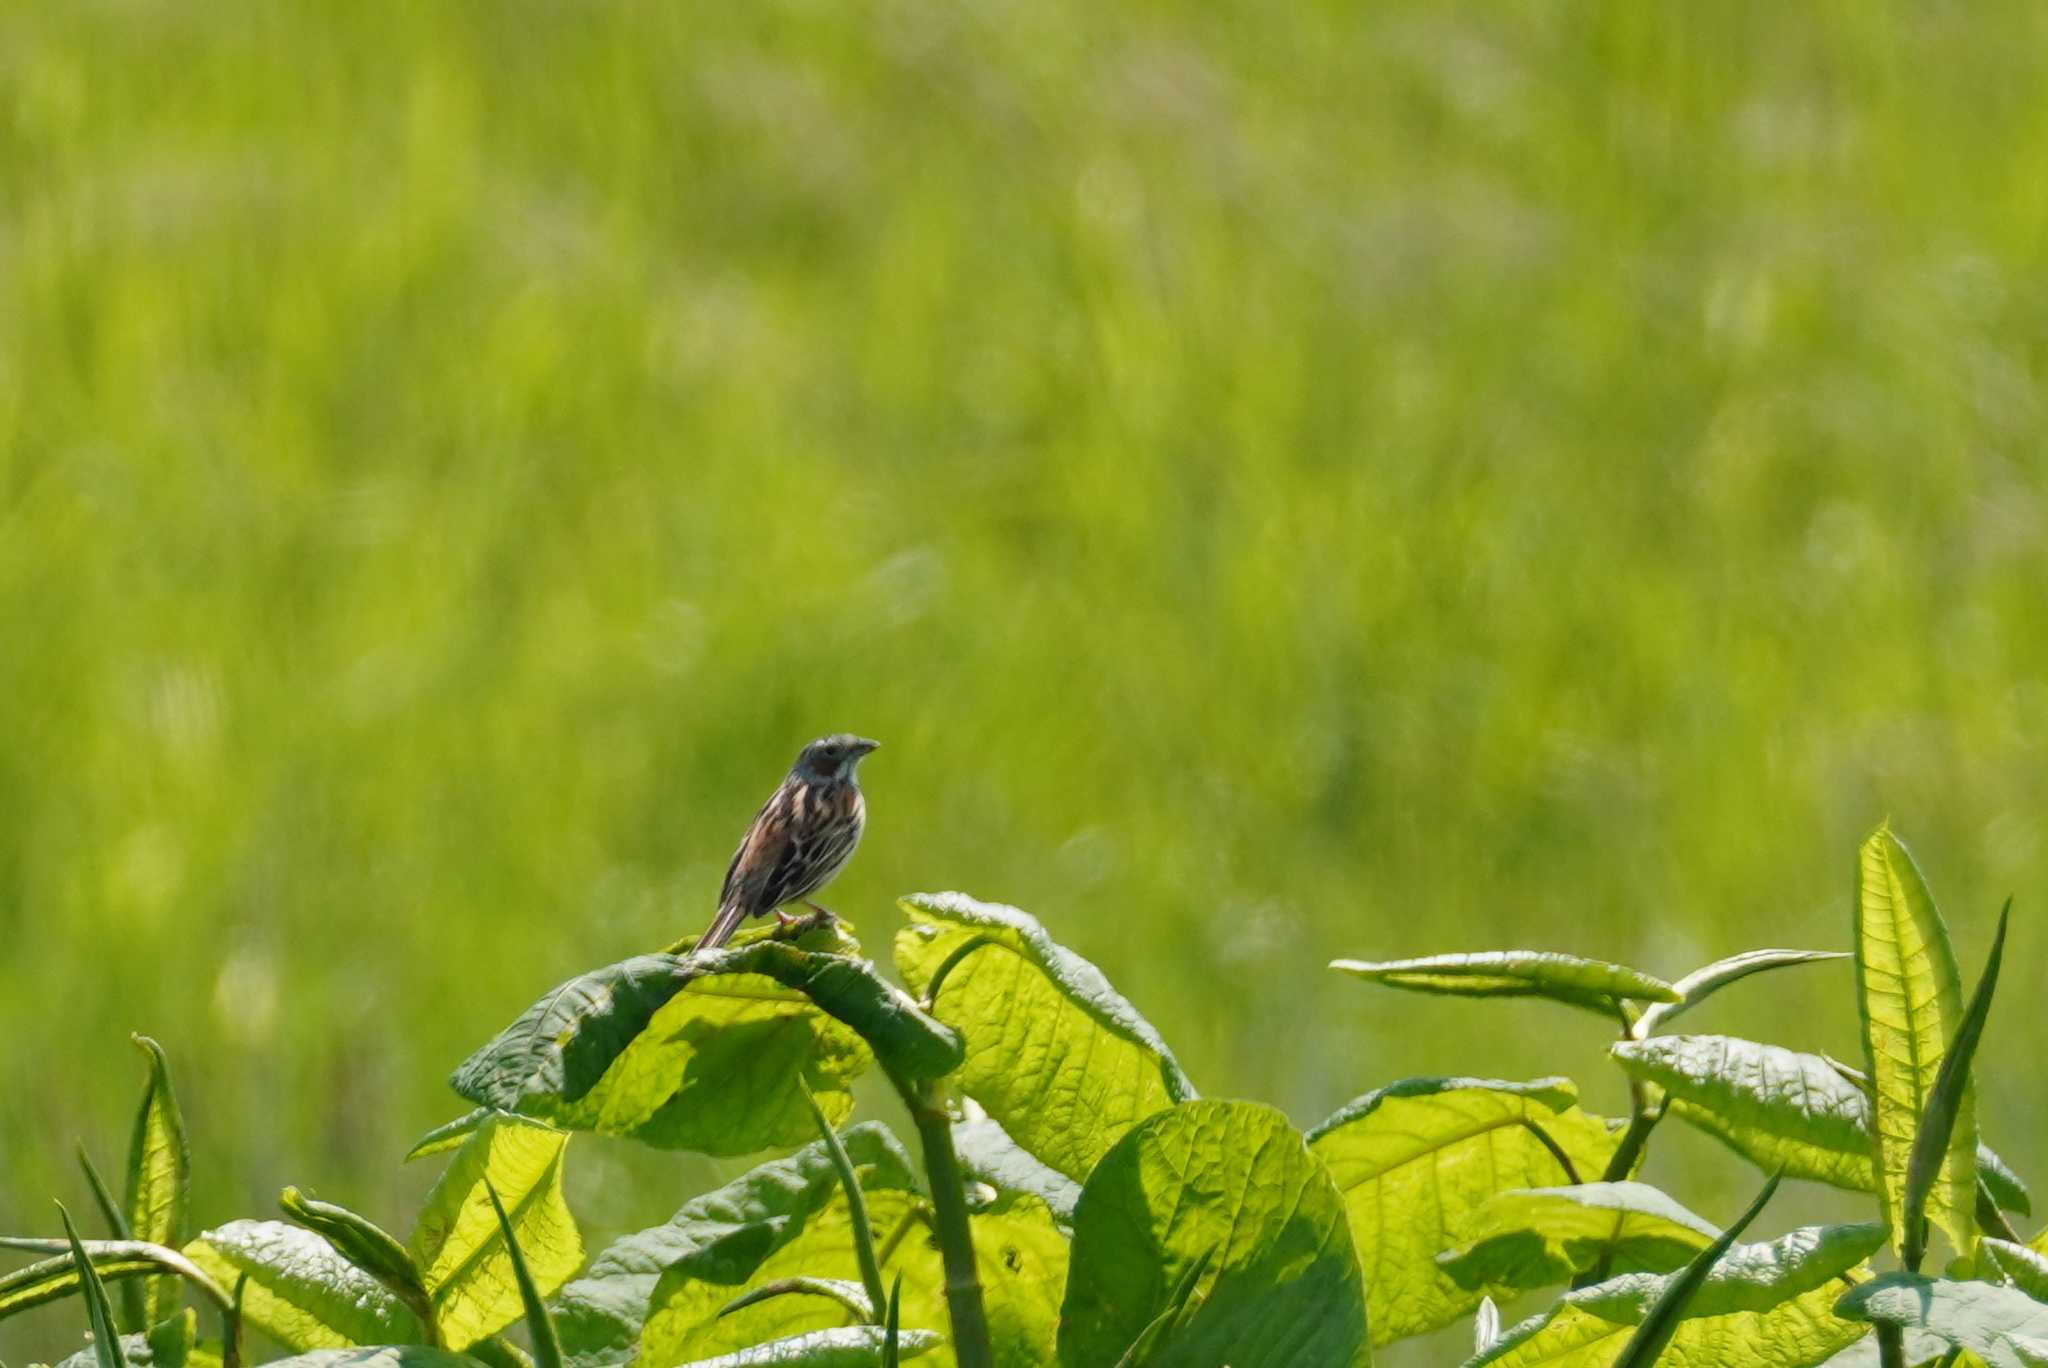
[{"left": 691, "top": 901, "right": 750, "bottom": 955}]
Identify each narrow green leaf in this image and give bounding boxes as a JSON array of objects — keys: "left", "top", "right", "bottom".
[
  {"left": 77, "top": 1145, "right": 142, "bottom": 1332},
  {"left": 449, "top": 938, "right": 956, "bottom": 1156},
  {"left": 950, "top": 1107, "right": 1080, "bottom": 1226},
  {"left": 406, "top": 1113, "right": 490, "bottom": 1164},
  {"left": 895, "top": 893, "right": 1196, "bottom": 1184},
  {"left": 0, "top": 1241, "right": 231, "bottom": 1324},
  {"left": 52, "top": 1307, "right": 201, "bottom": 1368},
  {"left": 1306, "top": 1077, "right": 1616, "bottom": 1344},
  {"left": 1056, "top": 1100, "right": 1368, "bottom": 1368},
  {"left": 881, "top": 1275, "right": 903, "bottom": 1368},
  {"left": 1634, "top": 950, "right": 1851, "bottom": 1038},
  {"left": 65, "top": 1204, "right": 134, "bottom": 1368},
  {"left": 1611, "top": 1171, "right": 1781, "bottom": 1368},
  {"left": 1331, "top": 951, "right": 1678, "bottom": 1017},
  {"left": 1853, "top": 826, "right": 1976, "bottom": 1259},
  {"left": 717, "top": 1278, "right": 874, "bottom": 1324},
  {"left": 279, "top": 1189, "right": 435, "bottom": 1342},
  {"left": 482, "top": 1180, "right": 562, "bottom": 1368},
  {"left": 800, "top": 1082, "right": 888, "bottom": 1323},
  {"left": 550, "top": 1123, "right": 917, "bottom": 1368},
  {"left": 1837, "top": 1273, "right": 2048, "bottom": 1368},
  {"left": 125, "top": 1037, "right": 192, "bottom": 1328},
  {"left": 1437, "top": 1183, "right": 1718, "bottom": 1296},
  {"left": 1902, "top": 902, "right": 2007, "bottom": 1271},
  {"left": 1469, "top": 1220, "right": 1881, "bottom": 1367},
  {"left": 185, "top": 1222, "right": 421, "bottom": 1350},
  {"left": 409, "top": 1113, "right": 582, "bottom": 1351},
  {"left": 1983, "top": 1239, "right": 2048, "bottom": 1304}
]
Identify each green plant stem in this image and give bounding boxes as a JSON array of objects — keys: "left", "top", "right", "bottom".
[
  {"left": 1600, "top": 1098, "right": 1663, "bottom": 1183},
  {"left": 890, "top": 1071, "right": 994, "bottom": 1368},
  {"left": 1875, "top": 1322, "right": 1906, "bottom": 1368}
]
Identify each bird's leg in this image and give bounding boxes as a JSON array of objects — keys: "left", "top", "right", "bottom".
[
  {"left": 803, "top": 900, "right": 836, "bottom": 920},
  {"left": 773, "top": 909, "right": 798, "bottom": 928}
]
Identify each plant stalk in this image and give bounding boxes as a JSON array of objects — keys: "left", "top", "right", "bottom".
[
  {"left": 890, "top": 1070, "right": 994, "bottom": 1368},
  {"left": 1875, "top": 1322, "right": 1906, "bottom": 1368}
]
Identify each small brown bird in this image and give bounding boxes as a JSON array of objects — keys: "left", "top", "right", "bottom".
[{"left": 692, "top": 733, "right": 879, "bottom": 954}]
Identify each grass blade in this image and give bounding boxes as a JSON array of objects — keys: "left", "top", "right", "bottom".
[
  {"left": 1902, "top": 899, "right": 2009, "bottom": 1272},
  {"left": 482, "top": 1179, "right": 561, "bottom": 1368},
  {"left": 76, "top": 1145, "right": 141, "bottom": 1332},
  {"left": 60, "top": 1204, "right": 131, "bottom": 1368},
  {"left": 800, "top": 1077, "right": 888, "bottom": 1322},
  {"left": 881, "top": 1274, "right": 904, "bottom": 1368},
  {"left": 1611, "top": 1171, "right": 1781, "bottom": 1368}
]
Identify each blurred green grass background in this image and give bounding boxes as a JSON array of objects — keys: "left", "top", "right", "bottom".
[{"left": 5, "top": 0, "right": 2047, "bottom": 1360}]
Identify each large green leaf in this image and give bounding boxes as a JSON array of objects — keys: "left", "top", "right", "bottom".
[
  {"left": 1613, "top": 1035, "right": 2029, "bottom": 1221},
  {"left": 552, "top": 1122, "right": 917, "bottom": 1368},
  {"left": 1852, "top": 825, "right": 1975, "bottom": 1259},
  {"left": 671, "top": 1328, "right": 941, "bottom": 1366},
  {"left": 252, "top": 1352, "right": 490, "bottom": 1368},
  {"left": 1612, "top": 1037, "right": 1873, "bottom": 1190},
  {"left": 125, "top": 1036, "right": 193, "bottom": 1328},
  {"left": 1984, "top": 1239, "right": 2048, "bottom": 1304},
  {"left": 185, "top": 1221, "right": 422, "bottom": 1349},
  {"left": 1469, "top": 1222, "right": 1883, "bottom": 1367},
  {"left": 1331, "top": 952, "right": 1678, "bottom": 1017},
  {"left": 450, "top": 936, "right": 956, "bottom": 1156},
  {"left": 1836, "top": 1274, "right": 2048, "bottom": 1368},
  {"left": 1437, "top": 1183, "right": 1718, "bottom": 1295},
  {"left": 1056, "top": 1100, "right": 1368, "bottom": 1368},
  {"left": 951, "top": 1107, "right": 1081, "bottom": 1227},
  {"left": 894, "top": 893, "right": 1195, "bottom": 1184},
  {"left": 409, "top": 1113, "right": 582, "bottom": 1350},
  {"left": 639, "top": 1190, "right": 1067, "bottom": 1368},
  {"left": 1305, "top": 1077, "right": 1616, "bottom": 1345}
]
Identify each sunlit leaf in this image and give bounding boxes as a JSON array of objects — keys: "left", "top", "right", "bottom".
[
  {"left": 185, "top": 1221, "right": 421, "bottom": 1350},
  {"left": 450, "top": 935, "right": 956, "bottom": 1157},
  {"left": 1901, "top": 901, "right": 2007, "bottom": 1270},
  {"left": 281, "top": 1189, "right": 434, "bottom": 1335},
  {"left": 1305, "top": 1076, "right": 1615, "bottom": 1344},
  {"left": 1437, "top": 1183, "right": 1717, "bottom": 1296},
  {"left": 1331, "top": 952, "right": 1677, "bottom": 1017},
  {"left": 410, "top": 1113, "right": 582, "bottom": 1350},
  {"left": 668, "top": 1327, "right": 941, "bottom": 1366},
  {"left": 125, "top": 1036, "right": 192, "bottom": 1328},
  {"left": 640, "top": 1189, "right": 1066, "bottom": 1368},
  {"left": 1983, "top": 1239, "right": 2048, "bottom": 1304},
  {"left": 1634, "top": 950, "right": 1850, "bottom": 1038},
  {"left": 1852, "top": 825, "right": 1975, "bottom": 1259},
  {"left": 251, "top": 1351, "right": 491, "bottom": 1368},
  {"left": 1056, "top": 1100, "right": 1368, "bottom": 1368},
  {"left": 1837, "top": 1273, "right": 2048, "bottom": 1368},
  {"left": 552, "top": 1122, "right": 916, "bottom": 1368},
  {"left": 1470, "top": 1219, "right": 1880, "bottom": 1367},
  {"left": 895, "top": 893, "right": 1196, "bottom": 1184}
]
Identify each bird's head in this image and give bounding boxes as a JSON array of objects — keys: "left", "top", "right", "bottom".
[{"left": 792, "top": 733, "right": 880, "bottom": 783}]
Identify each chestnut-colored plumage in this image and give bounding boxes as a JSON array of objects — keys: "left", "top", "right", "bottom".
[{"left": 692, "top": 734, "right": 878, "bottom": 953}]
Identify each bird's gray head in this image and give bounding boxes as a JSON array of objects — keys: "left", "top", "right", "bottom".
[{"left": 792, "top": 733, "right": 880, "bottom": 784}]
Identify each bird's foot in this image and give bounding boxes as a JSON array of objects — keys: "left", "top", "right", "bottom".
[{"left": 772, "top": 905, "right": 839, "bottom": 941}]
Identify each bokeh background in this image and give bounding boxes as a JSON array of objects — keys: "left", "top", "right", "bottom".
[{"left": 5, "top": 1, "right": 2047, "bottom": 1361}]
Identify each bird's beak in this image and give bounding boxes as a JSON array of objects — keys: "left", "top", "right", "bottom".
[{"left": 853, "top": 737, "right": 881, "bottom": 756}]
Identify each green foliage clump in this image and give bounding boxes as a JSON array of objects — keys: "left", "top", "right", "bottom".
[{"left": 3, "top": 825, "right": 2037, "bottom": 1368}]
